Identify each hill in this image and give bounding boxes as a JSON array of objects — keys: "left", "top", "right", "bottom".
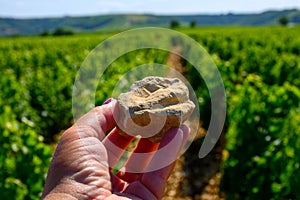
[{"left": 0, "top": 9, "right": 299, "bottom": 36}]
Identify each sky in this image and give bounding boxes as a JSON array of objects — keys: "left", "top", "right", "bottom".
[{"left": 0, "top": 0, "right": 299, "bottom": 18}]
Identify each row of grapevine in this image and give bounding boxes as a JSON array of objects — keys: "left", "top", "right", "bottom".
[
  {"left": 186, "top": 26, "right": 300, "bottom": 199},
  {"left": 0, "top": 35, "right": 105, "bottom": 199}
]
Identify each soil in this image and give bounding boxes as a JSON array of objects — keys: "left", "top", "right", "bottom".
[{"left": 163, "top": 46, "right": 226, "bottom": 199}]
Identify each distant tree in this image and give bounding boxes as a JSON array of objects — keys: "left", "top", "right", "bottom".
[
  {"left": 52, "top": 27, "right": 74, "bottom": 36},
  {"left": 190, "top": 20, "right": 197, "bottom": 28},
  {"left": 170, "top": 20, "right": 180, "bottom": 29},
  {"left": 40, "top": 30, "right": 50, "bottom": 36},
  {"left": 278, "top": 16, "right": 289, "bottom": 26}
]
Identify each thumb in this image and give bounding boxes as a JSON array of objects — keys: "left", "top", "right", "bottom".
[{"left": 74, "top": 99, "right": 117, "bottom": 140}]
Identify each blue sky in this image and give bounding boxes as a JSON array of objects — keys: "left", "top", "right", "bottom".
[{"left": 0, "top": 0, "right": 299, "bottom": 18}]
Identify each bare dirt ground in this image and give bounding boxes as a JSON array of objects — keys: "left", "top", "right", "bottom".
[{"left": 163, "top": 46, "right": 226, "bottom": 200}]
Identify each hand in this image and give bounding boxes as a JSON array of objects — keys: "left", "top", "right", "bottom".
[{"left": 42, "top": 99, "right": 189, "bottom": 200}]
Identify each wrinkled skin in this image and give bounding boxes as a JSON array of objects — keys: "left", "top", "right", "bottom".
[{"left": 42, "top": 100, "right": 189, "bottom": 200}]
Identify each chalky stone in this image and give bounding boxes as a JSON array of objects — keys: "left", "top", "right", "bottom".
[{"left": 116, "top": 76, "right": 195, "bottom": 143}]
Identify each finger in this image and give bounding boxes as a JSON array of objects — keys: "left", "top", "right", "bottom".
[
  {"left": 178, "top": 125, "right": 190, "bottom": 150},
  {"left": 146, "top": 125, "right": 190, "bottom": 172},
  {"left": 140, "top": 126, "right": 190, "bottom": 199},
  {"left": 109, "top": 171, "right": 128, "bottom": 193},
  {"left": 103, "top": 128, "right": 134, "bottom": 168},
  {"left": 123, "top": 181, "right": 157, "bottom": 200},
  {"left": 116, "top": 138, "right": 160, "bottom": 183},
  {"left": 144, "top": 127, "right": 184, "bottom": 173},
  {"left": 74, "top": 99, "right": 117, "bottom": 140}
]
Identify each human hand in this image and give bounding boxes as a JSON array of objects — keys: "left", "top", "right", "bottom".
[{"left": 42, "top": 99, "right": 190, "bottom": 200}]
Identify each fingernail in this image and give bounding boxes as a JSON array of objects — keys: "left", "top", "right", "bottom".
[{"left": 103, "top": 98, "right": 114, "bottom": 105}]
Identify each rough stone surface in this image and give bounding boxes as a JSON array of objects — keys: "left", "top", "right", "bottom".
[{"left": 116, "top": 76, "right": 195, "bottom": 143}]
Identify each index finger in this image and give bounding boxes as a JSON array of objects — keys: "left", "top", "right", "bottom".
[{"left": 140, "top": 126, "right": 190, "bottom": 198}]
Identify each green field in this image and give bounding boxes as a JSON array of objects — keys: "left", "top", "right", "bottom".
[{"left": 1, "top": 26, "right": 300, "bottom": 199}]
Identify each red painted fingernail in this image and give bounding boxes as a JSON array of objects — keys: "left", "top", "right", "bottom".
[{"left": 103, "top": 98, "right": 114, "bottom": 105}]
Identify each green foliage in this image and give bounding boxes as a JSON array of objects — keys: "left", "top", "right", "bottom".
[
  {"left": 221, "top": 76, "right": 300, "bottom": 199},
  {"left": 170, "top": 20, "right": 180, "bottom": 29},
  {"left": 185, "top": 26, "right": 300, "bottom": 199},
  {"left": 0, "top": 35, "right": 105, "bottom": 199},
  {"left": 95, "top": 48, "right": 170, "bottom": 106},
  {"left": 278, "top": 16, "right": 289, "bottom": 26},
  {"left": 52, "top": 27, "right": 74, "bottom": 36},
  {"left": 1, "top": 26, "right": 300, "bottom": 199},
  {"left": 0, "top": 106, "right": 52, "bottom": 200},
  {"left": 39, "top": 30, "right": 50, "bottom": 36},
  {"left": 190, "top": 20, "right": 197, "bottom": 28}
]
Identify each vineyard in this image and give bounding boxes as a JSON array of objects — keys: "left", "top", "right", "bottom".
[{"left": 1, "top": 26, "right": 300, "bottom": 199}]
